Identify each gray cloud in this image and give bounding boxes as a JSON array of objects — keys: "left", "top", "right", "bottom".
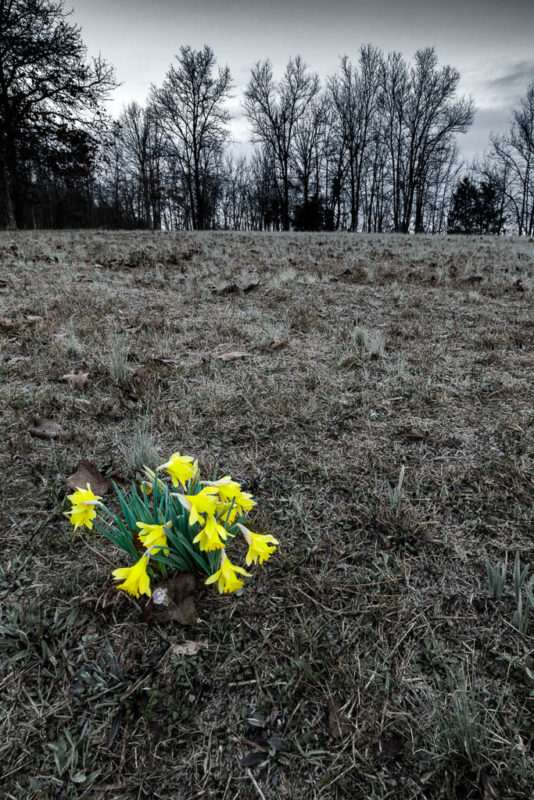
[
  {"left": 70, "top": 0, "right": 534, "bottom": 162},
  {"left": 488, "top": 59, "right": 534, "bottom": 90}
]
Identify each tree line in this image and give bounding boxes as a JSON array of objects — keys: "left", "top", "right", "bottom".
[{"left": 1, "top": 0, "right": 533, "bottom": 234}]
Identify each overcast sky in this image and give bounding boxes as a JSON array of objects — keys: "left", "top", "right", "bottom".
[{"left": 69, "top": 0, "right": 534, "bottom": 163}]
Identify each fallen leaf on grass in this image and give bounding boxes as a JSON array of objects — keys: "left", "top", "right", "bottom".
[
  {"left": 215, "top": 282, "right": 240, "bottom": 295},
  {"left": 397, "top": 427, "right": 427, "bottom": 441},
  {"left": 0, "top": 317, "right": 17, "bottom": 329},
  {"left": 268, "top": 339, "right": 290, "bottom": 351},
  {"left": 61, "top": 364, "right": 90, "bottom": 389},
  {"left": 215, "top": 350, "right": 251, "bottom": 361},
  {"left": 143, "top": 573, "right": 198, "bottom": 625},
  {"left": 239, "top": 732, "right": 284, "bottom": 768},
  {"left": 327, "top": 700, "right": 351, "bottom": 739},
  {"left": 267, "top": 736, "right": 285, "bottom": 752},
  {"left": 150, "top": 355, "right": 182, "bottom": 366},
  {"left": 246, "top": 711, "right": 265, "bottom": 728},
  {"left": 24, "top": 315, "right": 43, "bottom": 324},
  {"left": 29, "top": 417, "right": 63, "bottom": 440},
  {"left": 132, "top": 364, "right": 153, "bottom": 382},
  {"left": 66, "top": 461, "right": 111, "bottom": 495},
  {"left": 133, "top": 358, "right": 183, "bottom": 382},
  {"left": 243, "top": 280, "right": 260, "bottom": 293},
  {"left": 169, "top": 639, "right": 208, "bottom": 657},
  {"left": 240, "top": 752, "right": 267, "bottom": 768}
]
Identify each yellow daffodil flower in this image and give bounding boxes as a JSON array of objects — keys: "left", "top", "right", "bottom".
[
  {"left": 67, "top": 483, "right": 101, "bottom": 507},
  {"left": 205, "top": 550, "right": 251, "bottom": 594},
  {"left": 136, "top": 521, "right": 171, "bottom": 553},
  {"left": 180, "top": 486, "right": 219, "bottom": 526},
  {"left": 65, "top": 483, "right": 102, "bottom": 530},
  {"left": 235, "top": 490, "right": 256, "bottom": 513},
  {"left": 112, "top": 553, "right": 151, "bottom": 598},
  {"left": 204, "top": 476, "right": 242, "bottom": 499},
  {"left": 193, "top": 514, "right": 228, "bottom": 551},
  {"left": 157, "top": 452, "right": 195, "bottom": 487},
  {"left": 67, "top": 504, "right": 98, "bottom": 530},
  {"left": 217, "top": 492, "right": 256, "bottom": 526},
  {"left": 203, "top": 476, "right": 257, "bottom": 515},
  {"left": 237, "top": 524, "right": 279, "bottom": 565}
]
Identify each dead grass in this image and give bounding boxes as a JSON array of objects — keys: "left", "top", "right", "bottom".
[{"left": 1, "top": 231, "right": 534, "bottom": 799}]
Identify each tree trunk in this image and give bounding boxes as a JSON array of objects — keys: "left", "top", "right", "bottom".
[{"left": 0, "top": 153, "right": 16, "bottom": 229}]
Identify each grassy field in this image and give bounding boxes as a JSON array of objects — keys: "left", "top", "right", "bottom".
[{"left": 1, "top": 230, "right": 534, "bottom": 799}]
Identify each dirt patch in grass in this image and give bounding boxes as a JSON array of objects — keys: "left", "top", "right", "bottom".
[{"left": 1, "top": 231, "right": 534, "bottom": 799}]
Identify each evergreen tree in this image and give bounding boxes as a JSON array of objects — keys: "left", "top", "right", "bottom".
[{"left": 448, "top": 176, "right": 504, "bottom": 234}]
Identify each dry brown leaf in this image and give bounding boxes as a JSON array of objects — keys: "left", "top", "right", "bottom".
[
  {"left": 269, "top": 339, "right": 290, "bottom": 351},
  {"left": 132, "top": 364, "right": 153, "bottom": 382},
  {"left": 143, "top": 573, "right": 198, "bottom": 625},
  {"left": 267, "top": 735, "right": 285, "bottom": 752},
  {"left": 0, "top": 317, "right": 17, "bottom": 329},
  {"left": 125, "top": 324, "right": 143, "bottom": 334},
  {"left": 215, "top": 282, "right": 239, "bottom": 295},
  {"left": 169, "top": 639, "right": 208, "bottom": 657},
  {"left": 398, "top": 427, "right": 427, "bottom": 441},
  {"left": 240, "top": 752, "right": 267, "bottom": 767},
  {"left": 215, "top": 350, "right": 251, "bottom": 361},
  {"left": 61, "top": 364, "right": 90, "bottom": 389},
  {"left": 25, "top": 315, "right": 43, "bottom": 324},
  {"left": 327, "top": 700, "right": 351, "bottom": 740},
  {"left": 150, "top": 355, "right": 182, "bottom": 366},
  {"left": 29, "top": 416, "right": 63, "bottom": 440},
  {"left": 66, "top": 460, "right": 111, "bottom": 495}
]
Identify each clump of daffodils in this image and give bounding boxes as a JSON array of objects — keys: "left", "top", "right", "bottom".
[{"left": 65, "top": 452, "right": 278, "bottom": 600}]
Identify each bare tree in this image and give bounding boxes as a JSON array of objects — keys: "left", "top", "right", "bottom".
[
  {"left": 113, "top": 103, "right": 165, "bottom": 228},
  {"left": 379, "top": 51, "right": 410, "bottom": 232},
  {"left": 328, "top": 45, "right": 382, "bottom": 231},
  {"left": 290, "top": 96, "right": 329, "bottom": 228},
  {"left": 220, "top": 154, "right": 250, "bottom": 230},
  {"left": 150, "top": 45, "right": 232, "bottom": 229},
  {"left": 485, "top": 85, "right": 534, "bottom": 235},
  {"left": 379, "top": 48, "right": 474, "bottom": 232},
  {"left": 244, "top": 56, "right": 319, "bottom": 230}
]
